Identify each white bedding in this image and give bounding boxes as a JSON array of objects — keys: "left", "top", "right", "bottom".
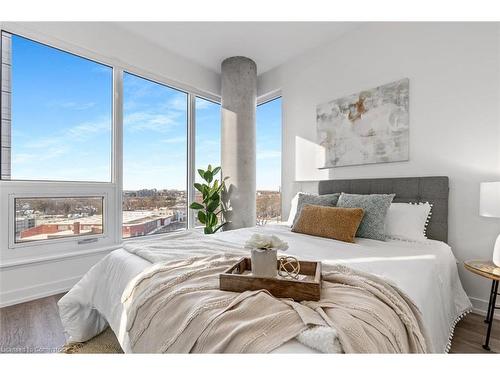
[{"left": 58, "top": 224, "right": 472, "bottom": 353}]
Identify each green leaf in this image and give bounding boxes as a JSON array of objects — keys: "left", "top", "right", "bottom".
[
  {"left": 194, "top": 183, "right": 204, "bottom": 193},
  {"left": 206, "top": 212, "right": 217, "bottom": 227},
  {"left": 197, "top": 169, "right": 205, "bottom": 180},
  {"left": 198, "top": 211, "right": 206, "bottom": 224},
  {"left": 203, "top": 170, "right": 213, "bottom": 183},
  {"left": 207, "top": 164, "right": 212, "bottom": 172},
  {"left": 202, "top": 185, "right": 209, "bottom": 197},
  {"left": 212, "top": 166, "right": 221, "bottom": 176},
  {"left": 204, "top": 226, "right": 214, "bottom": 235},
  {"left": 207, "top": 199, "right": 219, "bottom": 212},
  {"left": 189, "top": 202, "right": 204, "bottom": 210}
]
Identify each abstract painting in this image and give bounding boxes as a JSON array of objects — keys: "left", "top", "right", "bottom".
[{"left": 316, "top": 78, "right": 409, "bottom": 168}]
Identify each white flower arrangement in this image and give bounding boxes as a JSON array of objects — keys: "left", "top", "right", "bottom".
[{"left": 244, "top": 234, "right": 289, "bottom": 251}]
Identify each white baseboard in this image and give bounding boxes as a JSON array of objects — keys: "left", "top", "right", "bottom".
[
  {"left": 469, "top": 296, "right": 499, "bottom": 321},
  {"left": 0, "top": 275, "right": 82, "bottom": 308}
]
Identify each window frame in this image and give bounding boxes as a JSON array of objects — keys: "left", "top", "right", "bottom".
[
  {"left": 0, "top": 31, "right": 115, "bottom": 184},
  {"left": 11, "top": 194, "right": 107, "bottom": 247},
  {"left": 121, "top": 70, "right": 190, "bottom": 238},
  {"left": 190, "top": 95, "right": 222, "bottom": 228},
  {"left": 255, "top": 94, "right": 283, "bottom": 224},
  {"left": 0, "top": 25, "right": 221, "bottom": 262}
]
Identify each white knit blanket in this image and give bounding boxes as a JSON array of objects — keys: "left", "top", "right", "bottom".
[{"left": 122, "top": 231, "right": 430, "bottom": 353}]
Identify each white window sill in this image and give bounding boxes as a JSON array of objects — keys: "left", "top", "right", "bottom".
[{"left": 0, "top": 244, "right": 121, "bottom": 270}]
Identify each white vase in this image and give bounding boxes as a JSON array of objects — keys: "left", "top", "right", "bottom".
[{"left": 251, "top": 248, "right": 277, "bottom": 278}]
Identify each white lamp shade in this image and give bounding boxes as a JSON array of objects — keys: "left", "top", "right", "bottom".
[{"left": 480, "top": 182, "right": 500, "bottom": 217}]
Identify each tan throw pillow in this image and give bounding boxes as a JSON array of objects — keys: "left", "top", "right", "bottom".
[{"left": 292, "top": 204, "right": 364, "bottom": 243}]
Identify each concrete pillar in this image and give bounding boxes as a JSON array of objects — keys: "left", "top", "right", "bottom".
[{"left": 221, "top": 56, "right": 257, "bottom": 230}]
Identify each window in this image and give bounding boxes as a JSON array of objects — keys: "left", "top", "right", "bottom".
[
  {"left": 14, "top": 197, "right": 104, "bottom": 243},
  {"left": 1, "top": 32, "right": 113, "bottom": 182},
  {"left": 0, "top": 30, "right": 221, "bottom": 254},
  {"left": 194, "top": 97, "right": 221, "bottom": 227},
  {"left": 1, "top": 31, "right": 115, "bottom": 250},
  {"left": 256, "top": 97, "right": 282, "bottom": 225},
  {"left": 122, "top": 72, "right": 188, "bottom": 238}
]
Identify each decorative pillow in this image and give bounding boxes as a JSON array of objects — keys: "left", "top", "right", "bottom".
[
  {"left": 336, "top": 193, "right": 395, "bottom": 241},
  {"left": 286, "top": 192, "right": 303, "bottom": 226},
  {"left": 292, "top": 205, "right": 364, "bottom": 243},
  {"left": 292, "top": 193, "right": 340, "bottom": 226},
  {"left": 385, "top": 202, "right": 433, "bottom": 242}
]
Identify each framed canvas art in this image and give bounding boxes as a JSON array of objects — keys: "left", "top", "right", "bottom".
[{"left": 317, "top": 78, "right": 409, "bottom": 168}]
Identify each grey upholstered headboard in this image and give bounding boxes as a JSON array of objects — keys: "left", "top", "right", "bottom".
[{"left": 318, "top": 176, "right": 449, "bottom": 243}]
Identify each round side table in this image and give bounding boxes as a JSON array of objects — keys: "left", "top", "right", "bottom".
[{"left": 464, "top": 260, "right": 500, "bottom": 351}]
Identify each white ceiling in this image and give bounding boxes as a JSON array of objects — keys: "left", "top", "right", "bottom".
[{"left": 116, "top": 22, "right": 360, "bottom": 75}]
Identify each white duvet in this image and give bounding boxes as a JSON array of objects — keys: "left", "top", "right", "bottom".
[{"left": 58, "top": 224, "right": 472, "bottom": 353}]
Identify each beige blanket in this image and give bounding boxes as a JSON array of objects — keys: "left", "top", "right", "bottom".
[{"left": 122, "top": 252, "right": 430, "bottom": 353}]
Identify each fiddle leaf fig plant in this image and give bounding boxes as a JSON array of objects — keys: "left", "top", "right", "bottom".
[{"left": 189, "top": 164, "right": 229, "bottom": 234}]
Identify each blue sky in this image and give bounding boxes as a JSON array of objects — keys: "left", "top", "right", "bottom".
[
  {"left": 11, "top": 34, "right": 112, "bottom": 182},
  {"left": 10, "top": 34, "right": 281, "bottom": 191},
  {"left": 257, "top": 97, "right": 282, "bottom": 191}
]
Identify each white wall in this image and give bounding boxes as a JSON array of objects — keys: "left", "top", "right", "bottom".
[
  {"left": 0, "top": 22, "right": 221, "bottom": 307},
  {"left": 258, "top": 22, "right": 500, "bottom": 313}
]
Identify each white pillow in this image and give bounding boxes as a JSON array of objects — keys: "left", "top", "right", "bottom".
[
  {"left": 286, "top": 192, "right": 307, "bottom": 226},
  {"left": 385, "top": 202, "right": 432, "bottom": 242}
]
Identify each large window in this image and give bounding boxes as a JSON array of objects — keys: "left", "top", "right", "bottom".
[
  {"left": 1, "top": 31, "right": 114, "bottom": 250},
  {"left": 122, "top": 73, "right": 188, "bottom": 238},
  {"left": 194, "top": 97, "right": 221, "bottom": 227},
  {"left": 0, "top": 30, "right": 222, "bottom": 253},
  {"left": 1, "top": 32, "right": 113, "bottom": 182},
  {"left": 256, "top": 97, "right": 282, "bottom": 225}
]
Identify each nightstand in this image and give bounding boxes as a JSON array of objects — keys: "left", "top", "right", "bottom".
[{"left": 464, "top": 260, "right": 500, "bottom": 351}]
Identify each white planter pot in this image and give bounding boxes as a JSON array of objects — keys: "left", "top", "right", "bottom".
[{"left": 251, "top": 248, "right": 277, "bottom": 278}]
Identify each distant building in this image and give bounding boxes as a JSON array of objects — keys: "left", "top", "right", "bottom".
[
  {"left": 15, "top": 217, "right": 35, "bottom": 234},
  {"left": 122, "top": 216, "right": 172, "bottom": 238}
]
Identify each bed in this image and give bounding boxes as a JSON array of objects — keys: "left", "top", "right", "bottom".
[{"left": 58, "top": 176, "right": 472, "bottom": 353}]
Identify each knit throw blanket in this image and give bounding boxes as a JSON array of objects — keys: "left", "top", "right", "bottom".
[{"left": 122, "top": 231, "right": 430, "bottom": 353}]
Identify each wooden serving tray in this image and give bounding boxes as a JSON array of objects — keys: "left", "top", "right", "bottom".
[{"left": 219, "top": 257, "right": 321, "bottom": 301}]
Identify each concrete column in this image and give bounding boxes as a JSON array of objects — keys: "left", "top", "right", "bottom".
[{"left": 221, "top": 56, "right": 257, "bottom": 230}]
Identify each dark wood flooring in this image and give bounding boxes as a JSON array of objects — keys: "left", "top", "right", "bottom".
[{"left": 0, "top": 293, "right": 498, "bottom": 353}]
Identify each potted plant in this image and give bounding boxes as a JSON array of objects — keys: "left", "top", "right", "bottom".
[
  {"left": 244, "top": 234, "right": 288, "bottom": 277},
  {"left": 189, "top": 164, "right": 228, "bottom": 234}
]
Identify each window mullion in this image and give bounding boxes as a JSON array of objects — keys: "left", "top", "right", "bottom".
[
  {"left": 113, "top": 68, "right": 123, "bottom": 243},
  {"left": 187, "top": 93, "right": 196, "bottom": 229}
]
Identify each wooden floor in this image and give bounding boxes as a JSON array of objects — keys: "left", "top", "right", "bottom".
[{"left": 0, "top": 293, "right": 498, "bottom": 353}]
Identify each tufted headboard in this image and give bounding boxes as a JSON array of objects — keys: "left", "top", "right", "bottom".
[{"left": 318, "top": 176, "right": 449, "bottom": 243}]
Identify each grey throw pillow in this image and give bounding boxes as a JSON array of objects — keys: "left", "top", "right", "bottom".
[
  {"left": 292, "top": 193, "right": 340, "bottom": 226},
  {"left": 336, "top": 193, "right": 395, "bottom": 241}
]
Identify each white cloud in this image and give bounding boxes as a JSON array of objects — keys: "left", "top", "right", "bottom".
[
  {"left": 124, "top": 110, "right": 183, "bottom": 133},
  {"left": 64, "top": 119, "right": 111, "bottom": 140},
  {"left": 195, "top": 98, "right": 215, "bottom": 110},
  {"left": 165, "top": 94, "right": 188, "bottom": 112},
  {"left": 12, "top": 147, "right": 68, "bottom": 164},
  {"left": 22, "top": 118, "right": 111, "bottom": 150},
  {"left": 13, "top": 117, "right": 111, "bottom": 170},
  {"left": 47, "top": 100, "right": 96, "bottom": 111}
]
